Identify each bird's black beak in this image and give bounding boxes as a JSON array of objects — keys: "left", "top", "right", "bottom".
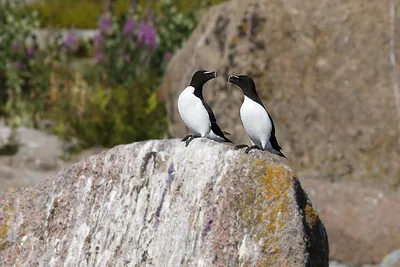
[
  {"left": 227, "top": 75, "right": 240, "bottom": 85},
  {"left": 204, "top": 71, "right": 218, "bottom": 79}
]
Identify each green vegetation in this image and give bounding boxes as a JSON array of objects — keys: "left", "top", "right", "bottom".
[
  {"left": 26, "top": 0, "right": 106, "bottom": 28},
  {"left": 0, "top": 0, "right": 226, "bottom": 154},
  {"left": 26, "top": 0, "right": 226, "bottom": 29}
]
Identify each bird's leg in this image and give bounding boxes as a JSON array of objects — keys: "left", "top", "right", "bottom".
[
  {"left": 245, "top": 145, "right": 262, "bottom": 154},
  {"left": 182, "top": 135, "right": 192, "bottom": 142},
  {"left": 234, "top": 144, "right": 249, "bottom": 150},
  {"left": 185, "top": 135, "right": 201, "bottom": 147}
]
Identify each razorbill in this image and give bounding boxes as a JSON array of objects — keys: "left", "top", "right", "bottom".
[
  {"left": 227, "top": 74, "right": 286, "bottom": 158},
  {"left": 178, "top": 70, "right": 232, "bottom": 146}
]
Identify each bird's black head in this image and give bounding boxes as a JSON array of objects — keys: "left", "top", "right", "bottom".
[
  {"left": 189, "top": 70, "right": 218, "bottom": 89},
  {"left": 227, "top": 74, "right": 257, "bottom": 97}
]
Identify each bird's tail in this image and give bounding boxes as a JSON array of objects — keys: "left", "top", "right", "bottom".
[
  {"left": 220, "top": 129, "right": 233, "bottom": 143},
  {"left": 208, "top": 126, "right": 233, "bottom": 143},
  {"left": 275, "top": 150, "right": 287, "bottom": 159},
  {"left": 223, "top": 136, "right": 233, "bottom": 143}
]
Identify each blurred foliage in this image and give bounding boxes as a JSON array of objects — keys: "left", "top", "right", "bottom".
[
  {"left": 26, "top": 0, "right": 227, "bottom": 29},
  {"left": 49, "top": 74, "right": 166, "bottom": 149},
  {"left": 0, "top": 0, "right": 42, "bottom": 120},
  {"left": 1, "top": 0, "right": 225, "bottom": 153},
  {"left": 48, "top": 13, "right": 167, "bottom": 149},
  {"left": 0, "top": 0, "right": 50, "bottom": 154},
  {"left": 26, "top": 0, "right": 102, "bottom": 28}
]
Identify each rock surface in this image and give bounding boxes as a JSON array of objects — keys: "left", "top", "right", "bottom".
[
  {"left": 161, "top": 0, "right": 400, "bottom": 187},
  {"left": 0, "top": 122, "right": 103, "bottom": 194},
  {"left": 0, "top": 125, "right": 63, "bottom": 172},
  {"left": 0, "top": 125, "right": 64, "bottom": 194},
  {"left": 302, "top": 178, "right": 400, "bottom": 264},
  {"left": 380, "top": 250, "right": 400, "bottom": 267},
  {"left": 0, "top": 139, "right": 328, "bottom": 266}
]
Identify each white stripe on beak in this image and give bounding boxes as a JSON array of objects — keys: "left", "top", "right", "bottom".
[{"left": 204, "top": 71, "right": 218, "bottom": 78}]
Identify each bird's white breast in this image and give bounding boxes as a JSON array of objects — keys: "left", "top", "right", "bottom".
[
  {"left": 177, "top": 86, "right": 211, "bottom": 136},
  {"left": 240, "top": 96, "right": 272, "bottom": 149}
]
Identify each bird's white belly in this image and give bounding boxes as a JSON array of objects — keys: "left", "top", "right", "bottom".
[
  {"left": 240, "top": 98, "right": 272, "bottom": 149},
  {"left": 177, "top": 88, "right": 211, "bottom": 136}
]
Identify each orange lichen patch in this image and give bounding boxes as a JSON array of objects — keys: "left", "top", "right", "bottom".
[
  {"left": 3, "top": 199, "right": 15, "bottom": 213},
  {"left": 304, "top": 203, "right": 319, "bottom": 227},
  {"left": 0, "top": 223, "right": 7, "bottom": 239},
  {"left": 253, "top": 159, "right": 265, "bottom": 167},
  {"left": 237, "top": 160, "right": 295, "bottom": 266},
  {"left": 231, "top": 35, "right": 238, "bottom": 44},
  {"left": 258, "top": 165, "right": 293, "bottom": 197},
  {"left": 240, "top": 23, "right": 248, "bottom": 33}
]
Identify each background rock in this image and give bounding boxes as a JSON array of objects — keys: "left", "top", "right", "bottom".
[
  {"left": 0, "top": 124, "right": 63, "bottom": 171},
  {"left": 328, "top": 261, "right": 353, "bottom": 267},
  {"left": 328, "top": 261, "right": 377, "bottom": 267},
  {"left": 161, "top": 0, "right": 400, "bottom": 188},
  {"left": 0, "top": 122, "right": 103, "bottom": 193},
  {"left": 302, "top": 178, "right": 400, "bottom": 264},
  {"left": 380, "top": 250, "right": 400, "bottom": 267},
  {"left": 0, "top": 139, "right": 328, "bottom": 266}
]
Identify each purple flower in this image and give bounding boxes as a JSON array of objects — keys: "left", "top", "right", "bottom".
[
  {"left": 13, "top": 61, "right": 21, "bottom": 70},
  {"left": 123, "top": 18, "right": 136, "bottom": 35},
  {"left": 95, "top": 52, "right": 105, "bottom": 63},
  {"left": 163, "top": 52, "right": 172, "bottom": 62},
  {"left": 137, "top": 21, "right": 157, "bottom": 50},
  {"left": 26, "top": 47, "right": 35, "bottom": 57},
  {"left": 64, "top": 30, "right": 77, "bottom": 49},
  {"left": 94, "top": 33, "right": 104, "bottom": 49},
  {"left": 12, "top": 43, "right": 20, "bottom": 51},
  {"left": 99, "top": 16, "right": 112, "bottom": 33},
  {"left": 123, "top": 54, "right": 130, "bottom": 62}
]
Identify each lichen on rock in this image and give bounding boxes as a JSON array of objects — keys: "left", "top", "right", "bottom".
[{"left": 0, "top": 139, "right": 328, "bottom": 266}]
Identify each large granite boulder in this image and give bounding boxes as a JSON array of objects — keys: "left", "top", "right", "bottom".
[
  {"left": 0, "top": 139, "right": 328, "bottom": 266},
  {"left": 161, "top": 0, "right": 400, "bottom": 187}
]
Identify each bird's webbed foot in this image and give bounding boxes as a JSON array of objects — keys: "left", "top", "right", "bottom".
[
  {"left": 244, "top": 145, "right": 263, "bottom": 154},
  {"left": 184, "top": 135, "right": 201, "bottom": 147},
  {"left": 234, "top": 144, "right": 249, "bottom": 150},
  {"left": 182, "top": 135, "right": 192, "bottom": 142}
]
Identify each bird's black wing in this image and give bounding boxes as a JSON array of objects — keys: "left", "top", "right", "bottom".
[
  {"left": 255, "top": 99, "right": 276, "bottom": 135},
  {"left": 266, "top": 111, "right": 276, "bottom": 135},
  {"left": 269, "top": 132, "right": 281, "bottom": 150},
  {"left": 261, "top": 104, "right": 282, "bottom": 151},
  {"left": 267, "top": 112, "right": 282, "bottom": 151},
  {"left": 270, "top": 132, "right": 287, "bottom": 158},
  {"left": 253, "top": 97, "right": 276, "bottom": 135},
  {"left": 201, "top": 100, "right": 232, "bottom": 142},
  {"left": 201, "top": 99, "right": 217, "bottom": 124},
  {"left": 254, "top": 96, "right": 286, "bottom": 157}
]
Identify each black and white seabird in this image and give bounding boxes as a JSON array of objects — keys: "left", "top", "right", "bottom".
[
  {"left": 227, "top": 74, "right": 286, "bottom": 158},
  {"left": 177, "top": 70, "right": 232, "bottom": 146}
]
